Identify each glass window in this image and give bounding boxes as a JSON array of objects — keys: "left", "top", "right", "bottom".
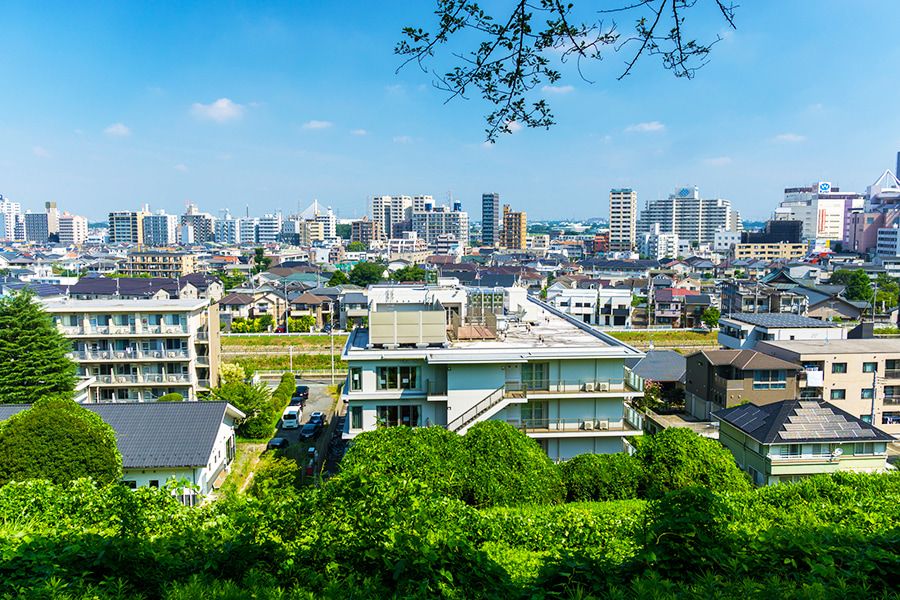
[
  {"left": 350, "top": 406, "right": 362, "bottom": 429},
  {"left": 350, "top": 367, "right": 362, "bottom": 391},
  {"left": 855, "top": 442, "right": 873, "bottom": 455},
  {"left": 861, "top": 414, "right": 873, "bottom": 424},
  {"left": 149, "top": 480, "right": 159, "bottom": 488},
  {"left": 830, "top": 389, "right": 846, "bottom": 400},
  {"left": 753, "top": 369, "right": 787, "bottom": 390},
  {"left": 376, "top": 404, "right": 420, "bottom": 427},
  {"left": 123, "top": 480, "right": 137, "bottom": 489},
  {"left": 863, "top": 362, "right": 877, "bottom": 373},
  {"left": 832, "top": 363, "right": 847, "bottom": 374},
  {"left": 376, "top": 366, "right": 418, "bottom": 390},
  {"left": 861, "top": 388, "right": 874, "bottom": 399},
  {"left": 522, "top": 362, "right": 549, "bottom": 390}
]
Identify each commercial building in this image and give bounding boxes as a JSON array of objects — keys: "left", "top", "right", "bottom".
[
  {"left": 108, "top": 209, "right": 149, "bottom": 244},
  {"left": 609, "top": 188, "right": 637, "bottom": 252},
  {"left": 481, "top": 192, "right": 501, "bottom": 247},
  {"left": 123, "top": 251, "right": 197, "bottom": 278},
  {"left": 341, "top": 285, "right": 645, "bottom": 461},
  {"left": 733, "top": 242, "right": 807, "bottom": 261},
  {"left": 715, "top": 400, "right": 891, "bottom": 486},
  {"left": 58, "top": 212, "right": 88, "bottom": 246},
  {"left": 637, "top": 186, "right": 742, "bottom": 245},
  {"left": 43, "top": 297, "right": 220, "bottom": 402},
  {"left": 756, "top": 338, "right": 900, "bottom": 435},
  {"left": 142, "top": 211, "right": 179, "bottom": 246},
  {"left": 502, "top": 204, "right": 527, "bottom": 250},
  {"left": 777, "top": 182, "right": 863, "bottom": 243}
]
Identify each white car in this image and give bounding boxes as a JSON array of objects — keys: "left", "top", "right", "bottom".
[{"left": 281, "top": 407, "right": 302, "bottom": 429}]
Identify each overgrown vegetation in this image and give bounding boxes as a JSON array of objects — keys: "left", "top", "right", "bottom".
[{"left": 209, "top": 372, "right": 294, "bottom": 439}]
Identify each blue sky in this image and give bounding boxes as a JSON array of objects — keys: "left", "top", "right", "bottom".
[{"left": 2, "top": 1, "right": 900, "bottom": 221}]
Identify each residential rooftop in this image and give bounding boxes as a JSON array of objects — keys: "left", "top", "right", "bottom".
[
  {"left": 723, "top": 312, "right": 841, "bottom": 328},
  {"left": 41, "top": 297, "right": 209, "bottom": 312},
  {"left": 757, "top": 338, "right": 900, "bottom": 354}
]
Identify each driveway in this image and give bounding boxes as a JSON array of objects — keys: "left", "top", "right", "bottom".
[{"left": 271, "top": 382, "right": 336, "bottom": 471}]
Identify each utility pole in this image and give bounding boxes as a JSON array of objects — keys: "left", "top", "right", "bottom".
[{"left": 329, "top": 301, "right": 335, "bottom": 385}]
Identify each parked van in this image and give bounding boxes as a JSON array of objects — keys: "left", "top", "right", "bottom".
[{"left": 282, "top": 407, "right": 302, "bottom": 429}]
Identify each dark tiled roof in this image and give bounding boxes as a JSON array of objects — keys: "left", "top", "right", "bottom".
[
  {"left": 630, "top": 350, "right": 686, "bottom": 383},
  {"left": 699, "top": 349, "right": 800, "bottom": 371},
  {"left": 67, "top": 277, "right": 179, "bottom": 297},
  {"left": 220, "top": 292, "right": 254, "bottom": 306},
  {"left": 724, "top": 312, "right": 838, "bottom": 328},
  {"left": 0, "top": 402, "right": 242, "bottom": 468},
  {"left": 714, "top": 400, "right": 894, "bottom": 444}
]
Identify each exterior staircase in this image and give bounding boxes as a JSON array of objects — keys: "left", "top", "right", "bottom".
[{"left": 446, "top": 386, "right": 526, "bottom": 434}]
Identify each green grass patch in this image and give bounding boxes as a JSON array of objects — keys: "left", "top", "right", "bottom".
[
  {"left": 234, "top": 353, "right": 348, "bottom": 372},
  {"left": 219, "top": 442, "right": 266, "bottom": 496},
  {"left": 222, "top": 334, "right": 349, "bottom": 348},
  {"left": 875, "top": 327, "right": 900, "bottom": 335},
  {"left": 607, "top": 330, "right": 719, "bottom": 345}
]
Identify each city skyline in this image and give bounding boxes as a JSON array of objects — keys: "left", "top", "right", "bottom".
[{"left": 2, "top": 2, "right": 900, "bottom": 220}]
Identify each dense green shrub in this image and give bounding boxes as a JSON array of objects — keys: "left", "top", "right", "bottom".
[
  {"left": 250, "top": 456, "right": 301, "bottom": 497},
  {"left": 462, "top": 421, "right": 565, "bottom": 507},
  {"left": 210, "top": 381, "right": 275, "bottom": 438},
  {"left": 157, "top": 392, "right": 184, "bottom": 402},
  {"left": 560, "top": 453, "right": 642, "bottom": 502},
  {"left": 340, "top": 426, "right": 469, "bottom": 499},
  {"left": 634, "top": 427, "right": 751, "bottom": 498},
  {"left": 0, "top": 397, "right": 122, "bottom": 486}
]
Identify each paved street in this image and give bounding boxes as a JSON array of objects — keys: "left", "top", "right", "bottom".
[{"left": 269, "top": 381, "right": 337, "bottom": 473}]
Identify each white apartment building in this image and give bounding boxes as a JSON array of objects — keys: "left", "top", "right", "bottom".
[
  {"left": 58, "top": 212, "right": 89, "bottom": 246},
  {"left": 142, "top": 211, "right": 179, "bottom": 246},
  {"left": 411, "top": 202, "right": 469, "bottom": 248},
  {"left": 180, "top": 204, "right": 215, "bottom": 244},
  {"left": 215, "top": 214, "right": 240, "bottom": 245},
  {"left": 548, "top": 287, "right": 633, "bottom": 328},
  {"left": 637, "top": 186, "right": 742, "bottom": 245},
  {"left": 237, "top": 217, "right": 258, "bottom": 244},
  {"left": 387, "top": 231, "right": 429, "bottom": 262},
  {"left": 714, "top": 229, "right": 742, "bottom": 253},
  {"left": 42, "top": 298, "right": 220, "bottom": 403},
  {"left": 371, "top": 195, "right": 413, "bottom": 240},
  {"left": 0, "top": 195, "right": 21, "bottom": 241},
  {"left": 638, "top": 223, "right": 679, "bottom": 260},
  {"left": 609, "top": 188, "right": 637, "bottom": 252},
  {"left": 341, "top": 286, "right": 644, "bottom": 461},
  {"left": 257, "top": 214, "right": 282, "bottom": 243}
]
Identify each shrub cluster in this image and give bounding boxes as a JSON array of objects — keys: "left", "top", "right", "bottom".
[{"left": 210, "top": 372, "right": 295, "bottom": 439}]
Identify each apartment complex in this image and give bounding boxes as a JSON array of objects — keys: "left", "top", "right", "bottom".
[
  {"left": 502, "top": 204, "right": 527, "bottom": 250},
  {"left": 341, "top": 285, "right": 644, "bottom": 461},
  {"left": 181, "top": 204, "right": 215, "bottom": 244},
  {"left": 756, "top": 339, "right": 900, "bottom": 435},
  {"left": 481, "top": 192, "right": 501, "bottom": 247},
  {"left": 58, "top": 212, "right": 88, "bottom": 245},
  {"left": 0, "top": 195, "right": 21, "bottom": 241},
  {"left": 371, "top": 195, "right": 413, "bottom": 241},
  {"left": 142, "top": 212, "right": 179, "bottom": 246},
  {"left": 637, "top": 186, "right": 742, "bottom": 245},
  {"left": 123, "top": 251, "right": 197, "bottom": 278},
  {"left": 108, "top": 209, "right": 148, "bottom": 244},
  {"left": 609, "top": 188, "right": 637, "bottom": 252},
  {"left": 733, "top": 242, "right": 807, "bottom": 261},
  {"left": 42, "top": 298, "right": 220, "bottom": 402},
  {"left": 411, "top": 201, "right": 469, "bottom": 248}
]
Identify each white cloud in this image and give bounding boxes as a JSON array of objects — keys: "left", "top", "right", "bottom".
[
  {"left": 32, "top": 146, "right": 51, "bottom": 158},
  {"left": 350, "top": 128, "right": 368, "bottom": 136},
  {"left": 104, "top": 122, "right": 131, "bottom": 137},
  {"left": 541, "top": 84, "right": 575, "bottom": 94},
  {"left": 774, "top": 132, "right": 806, "bottom": 143},
  {"left": 302, "top": 120, "right": 333, "bottom": 130},
  {"left": 505, "top": 120, "right": 523, "bottom": 133},
  {"left": 190, "top": 98, "right": 244, "bottom": 123},
  {"left": 174, "top": 164, "right": 188, "bottom": 172},
  {"left": 393, "top": 135, "right": 413, "bottom": 144},
  {"left": 625, "top": 121, "right": 665, "bottom": 133},
  {"left": 702, "top": 156, "right": 733, "bottom": 167}
]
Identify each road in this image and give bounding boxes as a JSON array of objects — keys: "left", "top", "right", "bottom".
[{"left": 270, "top": 381, "right": 337, "bottom": 475}]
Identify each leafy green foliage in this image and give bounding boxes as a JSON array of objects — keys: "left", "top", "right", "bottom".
[
  {"left": 249, "top": 456, "right": 301, "bottom": 497},
  {"left": 214, "top": 269, "right": 246, "bottom": 290},
  {"left": 326, "top": 270, "right": 350, "bottom": 286},
  {"left": 288, "top": 315, "right": 316, "bottom": 332},
  {"left": 635, "top": 428, "right": 751, "bottom": 498},
  {"left": 346, "top": 241, "right": 366, "bottom": 252},
  {"left": 463, "top": 421, "right": 565, "bottom": 507},
  {"left": 229, "top": 316, "right": 275, "bottom": 333},
  {"left": 390, "top": 264, "right": 427, "bottom": 282},
  {"left": 830, "top": 269, "right": 874, "bottom": 302},
  {"left": 560, "top": 453, "right": 642, "bottom": 502},
  {"left": 701, "top": 306, "right": 720, "bottom": 328},
  {"left": 0, "top": 397, "right": 122, "bottom": 486},
  {"left": 210, "top": 382, "right": 274, "bottom": 438},
  {"left": 0, "top": 291, "right": 77, "bottom": 404},
  {"left": 157, "top": 392, "right": 184, "bottom": 402},
  {"left": 251, "top": 247, "right": 271, "bottom": 274},
  {"left": 348, "top": 261, "right": 385, "bottom": 287},
  {"left": 218, "top": 363, "right": 246, "bottom": 385},
  {"left": 874, "top": 272, "right": 899, "bottom": 310}
]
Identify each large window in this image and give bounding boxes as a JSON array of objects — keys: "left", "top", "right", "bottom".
[
  {"left": 863, "top": 362, "right": 878, "bottom": 373},
  {"left": 830, "top": 389, "right": 846, "bottom": 400},
  {"left": 349, "top": 367, "right": 362, "bottom": 391},
  {"left": 376, "top": 405, "right": 420, "bottom": 427},
  {"left": 832, "top": 363, "right": 847, "bottom": 374},
  {"left": 752, "top": 369, "right": 787, "bottom": 390},
  {"left": 522, "top": 362, "right": 549, "bottom": 391},
  {"left": 861, "top": 388, "right": 874, "bottom": 400},
  {"left": 350, "top": 406, "right": 362, "bottom": 429},
  {"left": 376, "top": 366, "right": 418, "bottom": 390},
  {"left": 520, "top": 401, "right": 548, "bottom": 428}
]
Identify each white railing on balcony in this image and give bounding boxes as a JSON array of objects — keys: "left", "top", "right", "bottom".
[
  {"left": 95, "top": 373, "right": 192, "bottom": 385},
  {"left": 504, "top": 378, "right": 632, "bottom": 395},
  {"left": 70, "top": 349, "right": 190, "bottom": 361}
]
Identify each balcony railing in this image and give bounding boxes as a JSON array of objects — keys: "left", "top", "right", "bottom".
[
  {"left": 883, "top": 396, "right": 900, "bottom": 406},
  {"left": 504, "top": 417, "right": 641, "bottom": 433},
  {"left": 884, "top": 369, "right": 900, "bottom": 379},
  {"left": 70, "top": 349, "right": 190, "bottom": 361},
  {"left": 713, "top": 375, "right": 746, "bottom": 391},
  {"left": 95, "top": 373, "right": 192, "bottom": 385},
  {"left": 504, "top": 378, "right": 632, "bottom": 396}
]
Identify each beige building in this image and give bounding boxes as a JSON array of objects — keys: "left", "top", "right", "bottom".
[
  {"left": 609, "top": 188, "right": 637, "bottom": 252},
  {"left": 502, "top": 204, "right": 527, "bottom": 250},
  {"left": 734, "top": 242, "right": 807, "bottom": 261},
  {"left": 58, "top": 212, "right": 89, "bottom": 245},
  {"left": 124, "top": 251, "right": 197, "bottom": 278},
  {"left": 43, "top": 298, "right": 220, "bottom": 402},
  {"left": 108, "top": 209, "right": 149, "bottom": 244},
  {"left": 757, "top": 339, "right": 900, "bottom": 436}
]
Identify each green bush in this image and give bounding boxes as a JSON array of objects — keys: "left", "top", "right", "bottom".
[
  {"left": 635, "top": 428, "right": 751, "bottom": 498},
  {"left": 210, "top": 382, "right": 274, "bottom": 438},
  {"left": 462, "top": 421, "right": 565, "bottom": 507},
  {"left": 157, "top": 392, "right": 184, "bottom": 402},
  {"left": 0, "top": 397, "right": 122, "bottom": 486},
  {"left": 560, "top": 453, "right": 642, "bottom": 502},
  {"left": 250, "top": 456, "right": 302, "bottom": 497}
]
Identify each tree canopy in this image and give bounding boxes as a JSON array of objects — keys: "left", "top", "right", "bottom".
[
  {"left": 349, "top": 261, "right": 386, "bottom": 287},
  {"left": 0, "top": 397, "right": 122, "bottom": 486},
  {"left": 0, "top": 291, "right": 77, "bottom": 404},
  {"left": 391, "top": 264, "right": 427, "bottom": 282},
  {"left": 326, "top": 270, "right": 350, "bottom": 286},
  {"left": 346, "top": 241, "right": 367, "bottom": 252},
  {"left": 830, "top": 269, "right": 873, "bottom": 303}
]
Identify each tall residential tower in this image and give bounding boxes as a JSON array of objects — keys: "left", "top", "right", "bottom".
[{"left": 609, "top": 188, "right": 637, "bottom": 252}]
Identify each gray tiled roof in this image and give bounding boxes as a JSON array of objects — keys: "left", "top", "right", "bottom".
[
  {"left": 0, "top": 402, "right": 240, "bottom": 468},
  {"left": 630, "top": 350, "right": 686, "bottom": 383},
  {"left": 725, "top": 312, "right": 838, "bottom": 328}
]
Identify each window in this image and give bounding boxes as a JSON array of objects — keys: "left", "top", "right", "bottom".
[
  {"left": 863, "top": 362, "right": 877, "bottom": 373},
  {"left": 861, "top": 414, "right": 873, "bottom": 424},
  {"left": 350, "top": 406, "right": 362, "bottom": 429},
  {"left": 376, "top": 405, "right": 420, "bottom": 427},
  {"left": 149, "top": 480, "right": 159, "bottom": 488},
  {"left": 376, "top": 366, "right": 418, "bottom": 390},
  {"left": 855, "top": 442, "right": 874, "bottom": 455},
  {"left": 123, "top": 480, "right": 137, "bottom": 489},
  {"left": 753, "top": 369, "right": 787, "bottom": 390},
  {"left": 830, "top": 389, "right": 846, "bottom": 400},
  {"left": 520, "top": 401, "right": 548, "bottom": 428},
  {"left": 779, "top": 444, "right": 801, "bottom": 457},
  {"left": 832, "top": 363, "right": 847, "bottom": 374},
  {"left": 861, "top": 388, "right": 874, "bottom": 399},
  {"left": 350, "top": 367, "right": 362, "bottom": 391},
  {"left": 522, "top": 362, "right": 549, "bottom": 391}
]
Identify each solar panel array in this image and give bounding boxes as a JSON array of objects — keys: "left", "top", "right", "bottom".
[{"left": 779, "top": 402, "right": 876, "bottom": 440}]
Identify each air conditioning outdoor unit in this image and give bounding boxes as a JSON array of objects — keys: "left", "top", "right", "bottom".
[
  {"left": 596, "top": 382, "right": 610, "bottom": 392},
  {"left": 168, "top": 375, "right": 177, "bottom": 382},
  {"left": 167, "top": 351, "right": 177, "bottom": 358},
  {"left": 582, "top": 420, "right": 595, "bottom": 430},
  {"left": 582, "top": 382, "right": 595, "bottom": 392},
  {"left": 596, "top": 419, "right": 609, "bottom": 430},
  {"left": 154, "top": 351, "right": 163, "bottom": 358}
]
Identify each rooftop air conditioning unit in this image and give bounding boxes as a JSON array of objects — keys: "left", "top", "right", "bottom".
[{"left": 596, "top": 382, "right": 610, "bottom": 392}]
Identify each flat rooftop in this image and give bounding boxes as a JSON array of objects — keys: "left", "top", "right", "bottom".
[
  {"left": 758, "top": 338, "right": 900, "bottom": 354},
  {"left": 724, "top": 312, "right": 840, "bottom": 329},
  {"left": 41, "top": 298, "right": 208, "bottom": 312}
]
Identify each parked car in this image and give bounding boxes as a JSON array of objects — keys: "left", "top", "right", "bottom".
[
  {"left": 281, "top": 407, "right": 302, "bottom": 429},
  {"left": 299, "top": 422, "right": 321, "bottom": 440},
  {"left": 266, "top": 437, "right": 289, "bottom": 450},
  {"left": 294, "top": 385, "right": 309, "bottom": 400},
  {"left": 306, "top": 446, "right": 319, "bottom": 462},
  {"left": 322, "top": 323, "right": 332, "bottom": 333},
  {"left": 308, "top": 411, "right": 326, "bottom": 427}
]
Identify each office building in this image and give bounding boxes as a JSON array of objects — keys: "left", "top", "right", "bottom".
[
  {"left": 741, "top": 220, "right": 803, "bottom": 244},
  {"left": 142, "top": 211, "right": 179, "bottom": 246},
  {"left": 776, "top": 182, "right": 863, "bottom": 243},
  {"left": 481, "top": 192, "right": 501, "bottom": 247},
  {"left": 43, "top": 297, "right": 220, "bottom": 402},
  {"left": 108, "top": 209, "right": 149, "bottom": 244},
  {"left": 180, "top": 204, "right": 215, "bottom": 244},
  {"left": 341, "top": 284, "right": 644, "bottom": 461},
  {"left": 845, "top": 171, "right": 900, "bottom": 253},
  {"left": 502, "top": 204, "right": 527, "bottom": 250},
  {"left": 637, "top": 186, "right": 742, "bottom": 245},
  {"left": 609, "top": 188, "right": 637, "bottom": 252},
  {"left": 411, "top": 201, "right": 470, "bottom": 248},
  {"left": 123, "top": 251, "right": 197, "bottom": 278},
  {"left": 58, "top": 212, "right": 88, "bottom": 246}
]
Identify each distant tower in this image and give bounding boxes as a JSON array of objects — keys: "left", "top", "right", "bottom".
[
  {"left": 896, "top": 152, "right": 899, "bottom": 180},
  {"left": 481, "top": 192, "right": 500, "bottom": 247}
]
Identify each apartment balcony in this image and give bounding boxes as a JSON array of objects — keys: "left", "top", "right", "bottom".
[
  {"left": 883, "top": 396, "right": 900, "bottom": 406},
  {"left": 60, "top": 325, "right": 189, "bottom": 337},
  {"left": 196, "top": 355, "right": 210, "bottom": 367},
  {"left": 504, "top": 416, "right": 642, "bottom": 436},
  {"left": 503, "top": 378, "right": 638, "bottom": 398},
  {"left": 884, "top": 369, "right": 900, "bottom": 380},
  {"left": 94, "top": 373, "right": 193, "bottom": 385},
  {"left": 197, "top": 379, "right": 211, "bottom": 389},
  {"left": 713, "top": 374, "right": 746, "bottom": 391},
  {"left": 69, "top": 349, "right": 190, "bottom": 361},
  {"left": 195, "top": 331, "right": 210, "bottom": 342}
]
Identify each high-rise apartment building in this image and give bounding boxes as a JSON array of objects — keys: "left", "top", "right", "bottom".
[
  {"left": 0, "top": 195, "right": 21, "bottom": 241},
  {"left": 609, "top": 188, "right": 637, "bottom": 252},
  {"left": 24, "top": 212, "right": 50, "bottom": 243},
  {"left": 502, "top": 204, "right": 527, "bottom": 250},
  {"left": 371, "top": 195, "right": 413, "bottom": 240},
  {"left": 637, "top": 186, "right": 742, "bottom": 246},
  {"left": 411, "top": 201, "right": 469, "bottom": 248},
  {"left": 108, "top": 208, "right": 149, "bottom": 244},
  {"left": 214, "top": 211, "right": 240, "bottom": 245},
  {"left": 181, "top": 204, "right": 215, "bottom": 244},
  {"left": 237, "top": 218, "right": 258, "bottom": 244},
  {"left": 351, "top": 217, "right": 374, "bottom": 248},
  {"left": 256, "top": 214, "right": 282, "bottom": 243},
  {"left": 142, "top": 211, "right": 179, "bottom": 246},
  {"left": 481, "top": 192, "right": 501, "bottom": 247},
  {"left": 58, "top": 212, "right": 88, "bottom": 245}
]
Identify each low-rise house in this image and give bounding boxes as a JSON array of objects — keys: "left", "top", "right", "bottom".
[
  {"left": 718, "top": 313, "right": 846, "bottom": 350},
  {"left": 685, "top": 349, "right": 802, "bottom": 420},
  {"left": 651, "top": 288, "right": 712, "bottom": 328},
  {"left": 288, "top": 291, "right": 332, "bottom": 328},
  {"left": 715, "top": 399, "right": 892, "bottom": 486},
  {"left": 547, "top": 287, "right": 632, "bottom": 327},
  {"left": 339, "top": 291, "right": 369, "bottom": 329},
  {"left": 0, "top": 401, "right": 244, "bottom": 499}
]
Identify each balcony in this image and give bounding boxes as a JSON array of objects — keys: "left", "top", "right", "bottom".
[
  {"left": 196, "top": 355, "right": 210, "bottom": 366},
  {"left": 884, "top": 369, "right": 900, "bottom": 380},
  {"left": 94, "top": 373, "right": 192, "bottom": 385},
  {"left": 503, "top": 378, "right": 637, "bottom": 397},
  {"left": 883, "top": 396, "right": 900, "bottom": 406},
  {"left": 70, "top": 349, "right": 190, "bottom": 361},
  {"left": 504, "top": 417, "right": 642, "bottom": 434},
  {"left": 713, "top": 374, "right": 746, "bottom": 391}
]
